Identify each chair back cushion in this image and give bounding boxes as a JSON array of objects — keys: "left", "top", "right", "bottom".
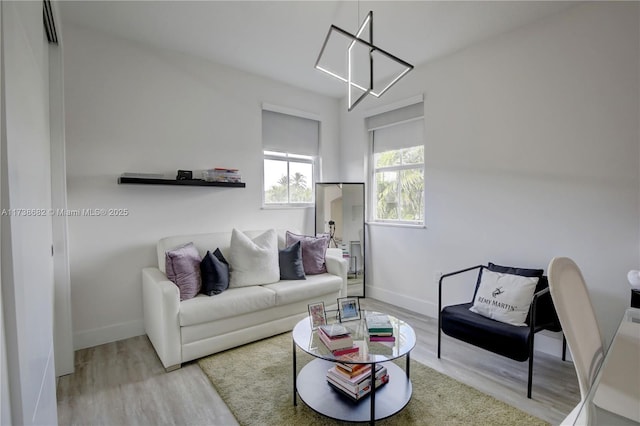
[{"left": 548, "top": 257, "right": 605, "bottom": 398}]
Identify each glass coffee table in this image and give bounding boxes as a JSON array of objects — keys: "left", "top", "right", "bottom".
[{"left": 292, "top": 311, "right": 416, "bottom": 425}]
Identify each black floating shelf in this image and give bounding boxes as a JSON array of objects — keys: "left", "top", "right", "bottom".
[{"left": 118, "top": 177, "right": 245, "bottom": 188}]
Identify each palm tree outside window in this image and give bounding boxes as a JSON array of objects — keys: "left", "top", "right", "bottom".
[{"left": 263, "top": 151, "right": 315, "bottom": 206}]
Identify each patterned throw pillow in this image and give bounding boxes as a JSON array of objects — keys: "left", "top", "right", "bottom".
[
  {"left": 165, "top": 242, "right": 201, "bottom": 301},
  {"left": 285, "top": 231, "right": 329, "bottom": 275},
  {"left": 469, "top": 268, "right": 539, "bottom": 326}
]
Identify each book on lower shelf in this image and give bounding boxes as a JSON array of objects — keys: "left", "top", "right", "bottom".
[{"left": 326, "top": 364, "right": 389, "bottom": 401}]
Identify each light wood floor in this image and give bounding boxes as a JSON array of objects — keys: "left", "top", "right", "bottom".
[{"left": 57, "top": 298, "right": 579, "bottom": 425}]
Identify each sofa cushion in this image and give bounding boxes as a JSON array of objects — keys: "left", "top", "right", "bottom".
[
  {"left": 165, "top": 242, "right": 201, "bottom": 301},
  {"left": 229, "top": 229, "right": 279, "bottom": 287},
  {"left": 286, "top": 231, "right": 329, "bottom": 275},
  {"left": 279, "top": 241, "right": 306, "bottom": 280},
  {"left": 263, "top": 273, "right": 342, "bottom": 306},
  {"left": 200, "top": 249, "right": 229, "bottom": 296},
  {"left": 179, "top": 286, "right": 276, "bottom": 326}
]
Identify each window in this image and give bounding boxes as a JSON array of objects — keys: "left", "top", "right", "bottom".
[
  {"left": 263, "top": 151, "right": 314, "bottom": 204},
  {"left": 262, "top": 109, "right": 319, "bottom": 207},
  {"left": 367, "top": 102, "right": 425, "bottom": 225}
]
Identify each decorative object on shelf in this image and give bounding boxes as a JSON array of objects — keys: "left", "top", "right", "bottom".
[
  {"left": 315, "top": 9, "right": 413, "bottom": 111},
  {"left": 627, "top": 270, "right": 640, "bottom": 290},
  {"left": 203, "top": 168, "right": 242, "bottom": 183},
  {"left": 308, "top": 301, "right": 327, "bottom": 329},
  {"left": 176, "top": 170, "right": 193, "bottom": 180},
  {"left": 337, "top": 296, "right": 361, "bottom": 322}
]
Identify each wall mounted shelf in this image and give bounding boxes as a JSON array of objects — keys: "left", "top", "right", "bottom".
[{"left": 117, "top": 177, "right": 245, "bottom": 188}]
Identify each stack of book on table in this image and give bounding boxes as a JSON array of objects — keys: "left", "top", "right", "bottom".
[
  {"left": 318, "top": 324, "right": 359, "bottom": 356},
  {"left": 326, "top": 362, "right": 389, "bottom": 401},
  {"left": 365, "top": 313, "right": 395, "bottom": 342}
]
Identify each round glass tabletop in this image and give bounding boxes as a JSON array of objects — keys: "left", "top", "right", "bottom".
[{"left": 292, "top": 310, "right": 416, "bottom": 364}]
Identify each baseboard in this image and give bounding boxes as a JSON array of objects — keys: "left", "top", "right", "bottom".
[
  {"left": 74, "top": 319, "right": 144, "bottom": 350},
  {"left": 365, "top": 285, "right": 437, "bottom": 317}
]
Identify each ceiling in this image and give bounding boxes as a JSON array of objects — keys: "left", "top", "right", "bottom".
[{"left": 59, "top": 1, "right": 578, "bottom": 98}]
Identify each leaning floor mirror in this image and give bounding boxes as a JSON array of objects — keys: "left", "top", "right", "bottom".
[{"left": 315, "top": 183, "right": 365, "bottom": 297}]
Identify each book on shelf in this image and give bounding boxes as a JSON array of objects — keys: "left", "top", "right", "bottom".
[
  {"left": 327, "top": 364, "right": 385, "bottom": 392},
  {"left": 326, "top": 365, "right": 389, "bottom": 400},
  {"left": 369, "top": 335, "right": 396, "bottom": 342},
  {"left": 319, "top": 324, "right": 350, "bottom": 338},
  {"left": 331, "top": 345, "right": 359, "bottom": 356},
  {"left": 318, "top": 328, "right": 353, "bottom": 351},
  {"left": 365, "top": 313, "right": 394, "bottom": 334},
  {"left": 334, "top": 363, "right": 370, "bottom": 378}
]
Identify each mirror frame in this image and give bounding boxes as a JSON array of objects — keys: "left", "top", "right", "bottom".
[{"left": 315, "top": 182, "right": 365, "bottom": 298}]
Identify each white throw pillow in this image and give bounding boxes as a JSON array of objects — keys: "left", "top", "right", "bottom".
[
  {"left": 469, "top": 269, "right": 539, "bottom": 326},
  {"left": 229, "top": 229, "right": 279, "bottom": 287}
]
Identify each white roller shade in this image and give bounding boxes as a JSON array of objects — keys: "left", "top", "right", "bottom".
[
  {"left": 372, "top": 118, "right": 424, "bottom": 154},
  {"left": 262, "top": 110, "right": 319, "bottom": 156},
  {"left": 366, "top": 102, "right": 423, "bottom": 131}
]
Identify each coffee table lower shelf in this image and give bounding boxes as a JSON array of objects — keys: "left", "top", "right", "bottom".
[{"left": 296, "top": 358, "right": 412, "bottom": 423}]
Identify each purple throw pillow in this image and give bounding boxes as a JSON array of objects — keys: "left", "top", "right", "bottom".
[
  {"left": 285, "top": 231, "right": 329, "bottom": 275},
  {"left": 165, "top": 242, "right": 201, "bottom": 301}
]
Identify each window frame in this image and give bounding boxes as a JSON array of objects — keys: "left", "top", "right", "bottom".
[
  {"left": 262, "top": 150, "right": 317, "bottom": 209},
  {"left": 369, "top": 119, "right": 426, "bottom": 227}
]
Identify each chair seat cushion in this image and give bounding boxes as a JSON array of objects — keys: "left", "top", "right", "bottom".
[{"left": 441, "top": 302, "right": 531, "bottom": 361}]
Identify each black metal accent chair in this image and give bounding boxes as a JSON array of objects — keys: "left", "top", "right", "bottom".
[{"left": 437, "top": 263, "right": 565, "bottom": 399}]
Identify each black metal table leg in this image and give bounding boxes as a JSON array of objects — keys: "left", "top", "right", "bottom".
[
  {"left": 406, "top": 352, "right": 411, "bottom": 378},
  {"left": 370, "top": 361, "right": 376, "bottom": 425},
  {"left": 293, "top": 338, "right": 297, "bottom": 406}
]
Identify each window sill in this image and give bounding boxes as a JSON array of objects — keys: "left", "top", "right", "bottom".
[
  {"left": 261, "top": 204, "right": 314, "bottom": 210},
  {"left": 366, "top": 221, "right": 426, "bottom": 230}
]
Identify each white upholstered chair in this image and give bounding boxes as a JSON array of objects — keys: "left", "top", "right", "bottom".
[{"left": 547, "top": 257, "right": 605, "bottom": 425}]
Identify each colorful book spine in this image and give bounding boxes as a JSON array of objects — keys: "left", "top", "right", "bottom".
[
  {"left": 369, "top": 335, "right": 396, "bottom": 342},
  {"left": 331, "top": 345, "right": 359, "bottom": 356},
  {"left": 327, "top": 372, "right": 389, "bottom": 400}
]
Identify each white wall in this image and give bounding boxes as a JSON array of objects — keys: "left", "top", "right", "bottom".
[
  {"left": 1, "top": 1, "right": 58, "bottom": 424},
  {"left": 63, "top": 25, "right": 341, "bottom": 349},
  {"left": 340, "top": 2, "right": 639, "bottom": 348}
]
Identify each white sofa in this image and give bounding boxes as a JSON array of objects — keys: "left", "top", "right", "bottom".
[{"left": 143, "top": 230, "right": 348, "bottom": 371}]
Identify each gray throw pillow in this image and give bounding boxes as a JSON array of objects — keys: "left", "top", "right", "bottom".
[
  {"left": 200, "top": 248, "right": 230, "bottom": 295},
  {"left": 285, "top": 231, "right": 329, "bottom": 275},
  {"left": 279, "top": 241, "right": 306, "bottom": 280},
  {"left": 165, "top": 242, "right": 201, "bottom": 301}
]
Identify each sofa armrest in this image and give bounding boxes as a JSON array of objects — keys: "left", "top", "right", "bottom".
[
  {"left": 325, "top": 252, "right": 348, "bottom": 297},
  {"left": 142, "top": 267, "right": 181, "bottom": 369}
]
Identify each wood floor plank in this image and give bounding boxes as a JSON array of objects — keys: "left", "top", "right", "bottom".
[
  {"left": 56, "top": 335, "right": 238, "bottom": 426},
  {"left": 57, "top": 298, "right": 579, "bottom": 425}
]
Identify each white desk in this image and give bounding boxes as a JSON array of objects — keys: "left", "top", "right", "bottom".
[{"left": 574, "top": 308, "right": 640, "bottom": 425}]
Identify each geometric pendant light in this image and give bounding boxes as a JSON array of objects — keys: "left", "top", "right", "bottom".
[{"left": 315, "top": 11, "right": 414, "bottom": 111}]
